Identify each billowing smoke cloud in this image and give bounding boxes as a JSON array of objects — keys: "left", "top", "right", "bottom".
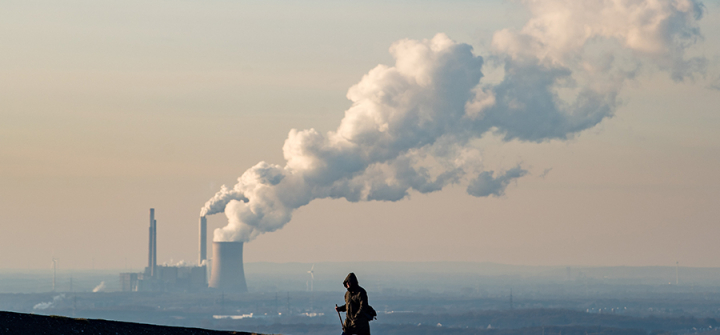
[
  {"left": 200, "top": 185, "right": 248, "bottom": 217},
  {"left": 492, "top": 0, "right": 706, "bottom": 81},
  {"left": 201, "top": 0, "right": 707, "bottom": 242},
  {"left": 467, "top": 167, "right": 529, "bottom": 197}
]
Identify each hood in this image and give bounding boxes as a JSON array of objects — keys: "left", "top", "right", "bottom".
[{"left": 343, "top": 272, "right": 359, "bottom": 289}]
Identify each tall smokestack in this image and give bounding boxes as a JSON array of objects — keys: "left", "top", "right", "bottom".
[
  {"left": 198, "top": 216, "right": 207, "bottom": 265},
  {"left": 148, "top": 208, "right": 154, "bottom": 276},
  {"left": 209, "top": 242, "right": 247, "bottom": 292},
  {"left": 152, "top": 219, "right": 157, "bottom": 277}
]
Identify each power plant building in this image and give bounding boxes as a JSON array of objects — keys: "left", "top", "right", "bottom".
[{"left": 120, "top": 208, "right": 207, "bottom": 292}]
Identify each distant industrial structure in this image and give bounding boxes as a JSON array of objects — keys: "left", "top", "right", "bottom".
[
  {"left": 196, "top": 213, "right": 249, "bottom": 292},
  {"left": 119, "top": 209, "right": 248, "bottom": 292},
  {"left": 119, "top": 209, "right": 207, "bottom": 292},
  {"left": 209, "top": 241, "right": 248, "bottom": 292},
  {"left": 198, "top": 216, "right": 207, "bottom": 266}
]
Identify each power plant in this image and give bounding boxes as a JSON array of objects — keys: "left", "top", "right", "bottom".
[
  {"left": 199, "top": 215, "right": 248, "bottom": 292},
  {"left": 209, "top": 242, "right": 248, "bottom": 292},
  {"left": 119, "top": 209, "right": 215, "bottom": 292}
]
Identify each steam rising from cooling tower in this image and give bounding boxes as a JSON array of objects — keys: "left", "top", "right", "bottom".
[{"left": 201, "top": 0, "right": 708, "bottom": 243}]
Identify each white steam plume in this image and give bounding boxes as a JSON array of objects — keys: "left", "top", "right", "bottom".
[
  {"left": 201, "top": 0, "right": 708, "bottom": 242},
  {"left": 92, "top": 281, "right": 107, "bottom": 293},
  {"left": 200, "top": 185, "right": 248, "bottom": 217},
  {"left": 33, "top": 294, "right": 65, "bottom": 310},
  {"left": 492, "top": 0, "right": 706, "bottom": 81}
]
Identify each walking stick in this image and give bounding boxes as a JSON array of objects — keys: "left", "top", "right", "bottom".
[{"left": 335, "top": 304, "right": 345, "bottom": 335}]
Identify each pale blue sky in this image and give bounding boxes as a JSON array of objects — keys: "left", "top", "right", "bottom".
[{"left": 1, "top": 0, "right": 719, "bottom": 269}]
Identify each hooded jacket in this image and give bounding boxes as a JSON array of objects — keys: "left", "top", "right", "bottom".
[{"left": 336, "top": 273, "right": 370, "bottom": 334}]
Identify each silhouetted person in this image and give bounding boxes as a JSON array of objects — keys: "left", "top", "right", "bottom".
[{"left": 335, "top": 273, "right": 371, "bottom": 335}]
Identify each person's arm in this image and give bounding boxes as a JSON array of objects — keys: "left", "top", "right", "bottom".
[
  {"left": 353, "top": 290, "right": 368, "bottom": 320},
  {"left": 337, "top": 291, "right": 349, "bottom": 312}
]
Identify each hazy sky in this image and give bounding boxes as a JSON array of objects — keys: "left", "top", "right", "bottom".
[{"left": 2, "top": 0, "right": 720, "bottom": 270}]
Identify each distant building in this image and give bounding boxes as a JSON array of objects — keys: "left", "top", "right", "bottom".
[
  {"left": 119, "top": 209, "right": 207, "bottom": 292},
  {"left": 120, "top": 265, "right": 206, "bottom": 292}
]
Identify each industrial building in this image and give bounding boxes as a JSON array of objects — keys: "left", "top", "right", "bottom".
[
  {"left": 120, "top": 209, "right": 248, "bottom": 292},
  {"left": 119, "top": 209, "right": 208, "bottom": 292}
]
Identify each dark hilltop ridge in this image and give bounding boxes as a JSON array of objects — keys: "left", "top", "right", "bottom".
[{"left": 0, "top": 311, "right": 270, "bottom": 335}]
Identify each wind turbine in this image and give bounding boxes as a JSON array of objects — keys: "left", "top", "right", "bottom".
[{"left": 307, "top": 264, "right": 315, "bottom": 292}]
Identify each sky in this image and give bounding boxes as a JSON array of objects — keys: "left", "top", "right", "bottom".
[{"left": 1, "top": 0, "right": 720, "bottom": 270}]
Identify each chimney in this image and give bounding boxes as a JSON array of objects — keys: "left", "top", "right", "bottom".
[
  {"left": 209, "top": 242, "right": 247, "bottom": 292},
  {"left": 148, "top": 208, "right": 154, "bottom": 276},
  {"left": 152, "top": 219, "right": 157, "bottom": 277},
  {"left": 198, "top": 217, "right": 207, "bottom": 265}
]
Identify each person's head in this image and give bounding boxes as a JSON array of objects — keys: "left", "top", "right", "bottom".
[{"left": 343, "top": 272, "right": 358, "bottom": 290}]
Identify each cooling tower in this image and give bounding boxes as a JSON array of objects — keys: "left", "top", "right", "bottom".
[{"left": 209, "top": 242, "right": 247, "bottom": 292}]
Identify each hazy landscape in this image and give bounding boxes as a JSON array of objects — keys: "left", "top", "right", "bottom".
[
  {"left": 4, "top": 263, "right": 720, "bottom": 334},
  {"left": 2, "top": 0, "right": 719, "bottom": 334}
]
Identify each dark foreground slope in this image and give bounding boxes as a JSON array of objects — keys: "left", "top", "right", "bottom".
[{"left": 0, "top": 311, "right": 269, "bottom": 335}]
